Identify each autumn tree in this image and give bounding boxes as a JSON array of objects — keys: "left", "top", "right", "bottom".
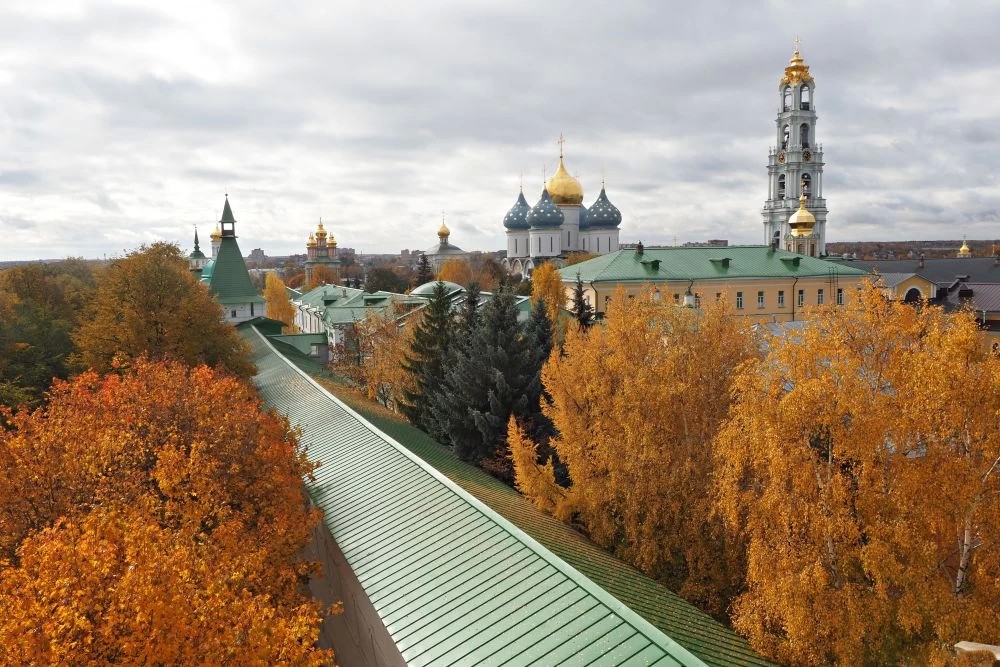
[
  {"left": 264, "top": 272, "right": 299, "bottom": 333},
  {"left": 530, "top": 261, "right": 565, "bottom": 324},
  {"left": 0, "top": 259, "right": 97, "bottom": 409},
  {"left": 365, "top": 266, "right": 409, "bottom": 294},
  {"left": 563, "top": 251, "right": 597, "bottom": 267},
  {"left": 401, "top": 282, "right": 454, "bottom": 437},
  {"left": 437, "top": 257, "right": 474, "bottom": 286},
  {"left": 0, "top": 358, "right": 330, "bottom": 663},
  {"left": 73, "top": 243, "right": 253, "bottom": 378},
  {"left": 334, "top": 306, "right": 414, "bottom": 411},
  {"left": 305, "top": 263, "right": 339, "bottom": 290},
  {"left": 0, "top": 506, "right": 328, "bottom": 666},
  {"left": 510, "top": 288, "right": 758, "bottom": 615},
  {"left": 715, "top": 283, "right": 1000, "bottom": 665}
]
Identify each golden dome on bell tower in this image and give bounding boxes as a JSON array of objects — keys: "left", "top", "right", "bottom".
[
  {"left": 781, "top": 37, "right": 814, "bottom": 86},
  {"left": 544, "top": 133, "right": 584, "bottom": 206},
  {"left": 788, "top": 191, "right": 816, "bottom": 237},
  {"left": 315, "top": 219, "right": 327, "bottom": 239}
]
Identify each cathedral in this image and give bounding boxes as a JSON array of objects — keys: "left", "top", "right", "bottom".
[
  {"left": 762, "top": 43, "right": 828, "bottom": 256},
  {"left": 304, "top": 219, "right": 341, "bottom": 285},
  {"left": 501, "top": 138, "right": 622, "bottom": 276}
]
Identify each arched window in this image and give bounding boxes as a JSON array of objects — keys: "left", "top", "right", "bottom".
[
  {"left": 783, "top": 87, "right": 792, "bottom": 111},
  {"left": 801, "top": 173, "right": 811, "bottom": 197},
  {"left": 904, "top": 287, "right": 922, "bottom": 303},
  {"left": 782, "top": 125, "right": 789, "bottom": 149},
  {"left": 800, "top": 85, "right": 810, "bottom": 110},
  {"left": 777, "top": 175, "right": 786, "bottom": 200},
  {"left": 800, "top": 123, "right": 810, "bottom": 148}
]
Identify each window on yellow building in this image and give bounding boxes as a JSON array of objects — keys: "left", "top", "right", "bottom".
[
  {"left": 837, "top": 287, "right": 844, "bottom": 305},
  {"left": 757, "top": 291, "right": 765, "bottom": 308},
  {"left": 778, "top": 290, "right": 785, "bottom": 307},
  {"left": 736, "top": 291, "right": 744, "bottom": 309},
  {"left": 818, "top": 288, "right": 825, "bottom": 305}
]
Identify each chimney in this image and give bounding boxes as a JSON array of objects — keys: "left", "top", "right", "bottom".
[
  {"left": 918, "top": 253, "right": 925, "bottom": 270},
  {"left": 636, "top": 241, "right": 644, "bottom": 256}
]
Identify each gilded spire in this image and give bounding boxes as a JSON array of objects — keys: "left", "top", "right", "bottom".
[{"left": 781, "top": 38, "right": 814, "bottom": 86}]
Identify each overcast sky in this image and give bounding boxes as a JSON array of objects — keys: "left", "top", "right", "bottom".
[{"left": 2, "top": 0, "right": 999, "bottom": 261}]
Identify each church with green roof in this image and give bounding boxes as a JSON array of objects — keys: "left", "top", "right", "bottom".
[{"left": 192, "top": 196, "right": 265, "bottom": 324}]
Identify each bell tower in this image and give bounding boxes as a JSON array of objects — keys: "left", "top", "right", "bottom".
[{"left": 762, "top": 40, "right": 828, "bottom": 255}]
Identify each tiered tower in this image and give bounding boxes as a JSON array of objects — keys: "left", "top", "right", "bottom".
[
  {"left": 304, "top": 219, "right": 341, "bottom": 285},
  {"left": 762, "top": 41, "right": 828, "bottom": 257}
]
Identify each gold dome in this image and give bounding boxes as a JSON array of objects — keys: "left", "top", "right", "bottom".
[
  {"left": 306, "top": 232, "right": 317, "bottom": 248},
  {"left": 545, "top": 157, "right": 584, "bottom": 206},
  {"left": 438, "top": 222, "right": 450, "bottom": 239},
  {"left": 315, "top": 219, "right": 327, "bottom": 238},
  {"left": 209, "top": 224, "right": 222, "bottom": 241},
  {"left": 788, "top": 192, "right": 816, "bottom": 237},
  {"left": 781, "top": 45, "right": 814, "bottom": 87},
  {"left": 958, "top": 237, "right": 971, "bottom": 257}
]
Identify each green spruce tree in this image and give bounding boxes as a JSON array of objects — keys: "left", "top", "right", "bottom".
[
  {"left": 430, "top": 285, "right": 534, "bottom": 479},
  {"left": 401, "top": 281, "right": 454, "bottom": 438},
  {"left": 414, "top": 254, "right": 432, "bottom": 287},
  {"left": 571, "top": 272, "right": 594, "bottom": 330}
]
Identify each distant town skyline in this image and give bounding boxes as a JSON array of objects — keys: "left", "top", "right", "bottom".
[{"left": 2, "top": 1, "right": 1000, "bottom": 261}]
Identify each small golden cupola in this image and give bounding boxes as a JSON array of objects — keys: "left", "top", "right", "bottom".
[
  {"left": 315, "top": 219, "right": 327, "bottom": 240},
  {"left": 438, "top": 216, "right": 450, "bottom": 243},
  {"left": 210, "top": 223, "right": 222, "bottom": 241},
  {"left": 781, "top": 40, "right": 814, "bottom": 86},
  {"left": 788, "top": 190, "right": 816, "bottom": 237},
  {"left": 545, "top": 134, "right": 584, "bottom": 206},
  {"left": 958, "top": 236, "right": 972, "bottom": 258},
  {"left": 306, "top": 232, "right": 317, "bottom": 248}
]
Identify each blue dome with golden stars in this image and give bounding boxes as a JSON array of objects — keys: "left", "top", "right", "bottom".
[{"left": 527, "top": 188, "right": 565, "bottom": 229}]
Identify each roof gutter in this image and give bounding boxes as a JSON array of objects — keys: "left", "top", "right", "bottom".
[{"left": 791, "top": 276, "right": 800, "bottom": 322}]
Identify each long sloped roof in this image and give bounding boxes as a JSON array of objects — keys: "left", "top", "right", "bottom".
[{"left": 247, "top": 328, "right": 706, "bottom": 666}]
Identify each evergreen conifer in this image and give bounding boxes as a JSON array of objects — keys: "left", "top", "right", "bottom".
[
  {"left": 401, "top": 281, "right": 454, "bottom": 437},
  {"left": 431, "top": 284, "right": 534, "bottom": 476},
  {"left": 571, "top": 272, "right": 594, "bottom": 330},
  {"left": 414, "top": 254, "right": 432, "bottom": 287}
]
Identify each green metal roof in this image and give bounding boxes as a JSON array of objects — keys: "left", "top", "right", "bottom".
[
  {"left": 205, "top": 236, "right": 264, "bottom": 305},
  {"left": 247, "top": 328, "right": 708, "bottom": 667},
  {"left": 263, "top": 341, "right": 773, "bottom": 667},
  {"left": 562, "top": 246, "right": 870, "bottom": 284}
]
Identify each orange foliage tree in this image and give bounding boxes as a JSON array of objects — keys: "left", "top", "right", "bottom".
[
  {"left": 436, "top": 258, "right": 473, "bottom": 286},
  {"left": 510, "top": 288, "right": 759, "bottom": 614},
  {"left": 715, "top": 284, "right": 1000, "bottom": 665},
  {"left": 334, "top": 307, "right": 415, "bottom": 412},
  {"left": 264, "top": 271, "right": 299, "bottom": 333},
  {"left": 73, "top": 243, "right": 253, "bottom": 378},
  {"left": 0, "top": 359, "right": 331, "bottom": 664},
  {"left": 563, "top": 251, "right": 597, "bottom": 267},
  {"left": 306, "top": 264, "right": 340, "bottom": 290}
]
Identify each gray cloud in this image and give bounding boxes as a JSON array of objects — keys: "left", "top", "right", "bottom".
[{"left": 1, "top": 1, "right": 999, "bottom": 261}]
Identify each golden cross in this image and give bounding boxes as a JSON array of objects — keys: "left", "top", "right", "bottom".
[
  {"left": 794, "top": 35, "right": 801, "bottom": 53},
  {"left": 557, "top": 132, "right": 565, "bottom": 158}
]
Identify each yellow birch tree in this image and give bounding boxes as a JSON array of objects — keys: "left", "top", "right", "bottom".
[
  {"left": 437, "top": 258, "right": 473, "bottom": 286},
  {"left": 530, "top": 261, "right": 566, "bottom": 324},
  {"left": 714, "top": 283, "right": 1000, "bottom": 665},
  {"left": 264, "top": 272, "right": 299, "bottom": 333},
  {"left": 510, "top": 287, "right": 758, "bottom": 614}
]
